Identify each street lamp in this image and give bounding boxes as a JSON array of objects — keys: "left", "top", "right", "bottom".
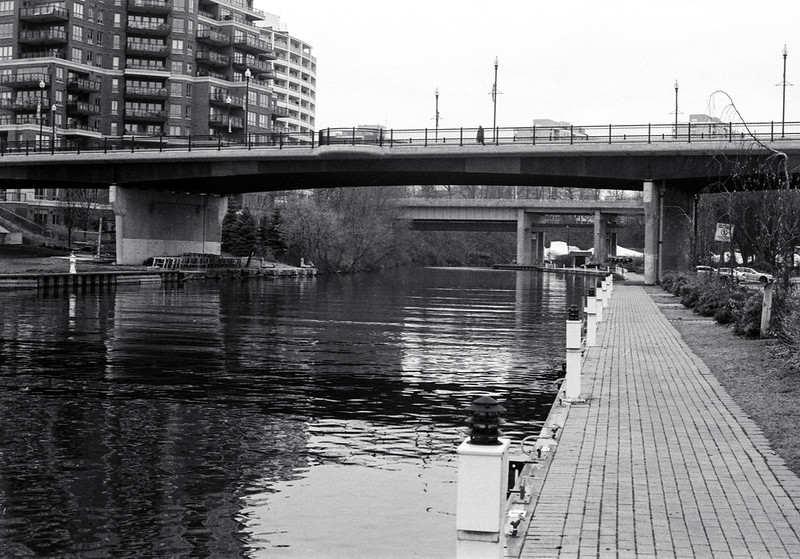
[
  {"left": 50, "top": 103, "right": 56, "bottom": 154},
  {"left": 491, "top": 56, "right": 498, "bottom": 143},
  {"left": 226, "top": 94, "right": 232, "bottom": 135},
  {"left": 434, "top": 87, "right": 439, "bottom": 142},
  {"left": 781, "top": 45, "right": 789, "bottom": 138},
  {"left": 38, "top": 79, "right": 45, "bottom": 150},
  {"left": 673, "top": 79, "right": 679, "bottom": 138},
  {"left": 244, "top": 68, "right": 251, "bottom": 144}
]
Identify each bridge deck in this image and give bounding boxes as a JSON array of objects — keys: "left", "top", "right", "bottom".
[{"left": 520, "top": 284, "right": 800, "bottom": 558}]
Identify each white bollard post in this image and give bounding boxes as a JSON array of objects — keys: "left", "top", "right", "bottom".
[
  {"left": 69, "top": 251, "right": 77, "bottom": 274},
  {"left": 595, "top": 282, "right": 604, "bottom": 323},
  {"left": 457, "top": 396, "right": 510, "bottom": 559},
  {"left": 565, "top": 305, "right": 582, "bottom": 400},
  {"left": 606, "top": 273, "right": 614, "bottom": 295},
  {"left": 601, "top": 279, "right": 610, "bottom": 309},
  {"left": 585, "top": 288, "right": 597, "bottom": 347}
]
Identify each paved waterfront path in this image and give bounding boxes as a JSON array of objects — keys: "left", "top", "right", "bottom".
[{"left": 521, "top": 284, "right": 800, "bottom": 558}]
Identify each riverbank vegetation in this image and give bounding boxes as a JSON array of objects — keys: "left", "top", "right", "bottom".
[{"left": 222, "top": 185, "right": 645, "bottom": 273}]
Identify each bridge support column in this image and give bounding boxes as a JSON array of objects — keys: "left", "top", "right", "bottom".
[
  {"left": 643, "top": 181, "right": 693, "bottom": 284},
  {"left": 110, "top": 185, "right": 227, "bottom": 265},
  {"left": 643, "top": 181, "right": 659, "bottom": 284},
  {"left": 660, "top": 185, "right": 693, "bottom": 274},
  {"left": 516, "top": 210, "right": 533, "bottom": 265},
  {"left": 593, "top": 211, "right": 608, "bottom": 263}
]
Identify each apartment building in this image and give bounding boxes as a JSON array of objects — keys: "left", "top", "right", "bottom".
[{"left": 0, "top": 2, "right": 316, "bottom": 235}]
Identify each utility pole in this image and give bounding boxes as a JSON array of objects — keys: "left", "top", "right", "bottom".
[{"left": 491, "top": 57, "right": 498, "bottom": 143}]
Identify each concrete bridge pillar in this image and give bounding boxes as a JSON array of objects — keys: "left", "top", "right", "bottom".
[
  {"left": 110, "top": 185, "right": 227, "bottom": 265},
  {"left": 643, "top": 181, "right": 659, "bottom": 284},
  {"left": 516, "top": 210, "right": 533, "bottom": 265},
  {"left": 593, "top": 211, "right": 608, "bottom": 263},
  {"left": 643, "top": 181, "right": 693, "bottom": 284}
]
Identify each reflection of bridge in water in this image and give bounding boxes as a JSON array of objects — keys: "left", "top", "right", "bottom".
[{"left": 395, "top": 198, "right": 644, "bottom": 265}]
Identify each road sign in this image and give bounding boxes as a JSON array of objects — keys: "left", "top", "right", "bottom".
[{"left": 714, "top": 222, "right": 733, "bottom": 242}]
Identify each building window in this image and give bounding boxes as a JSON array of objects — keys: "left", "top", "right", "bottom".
[
  {"left": 171, "top": 39, "right": 183, "bottom": 53},
  {"left": 169, "top": 104, "right": 181, "bottom": 118},
  {"left": 113, "top": 34, "right": 120, "bottom": 49},
  {"left": 113, "top": 13, "right": 120, "bottom": 27},
  {"left": 112, "top": 56, "right": 119, "bottom": 69},
  {"left": 170, "top": 61, "right": 182, "bottom": 73},
  {"left": 111, "top": 100, "right": 118, "bottom": 116},
  {"left": 74, "top": 2, "right": 84, "bottom": 19},
  {"left": 173, "top": 18, "right": 184, "bottom": 32},
  {"left": 71, "top": 47, "right": 82, "bottom": 63},
  {"left": 72, "top": 25, "right": 83, "bottom": 41},
  {"left": 0, "top": 23, "right": 11, "bottom": 38},
  {"left": 0, "top": 1, "right": 13, "bottom": 14},
  {"left": 169, "top": 125, "right": 181, "bottom": 136}
]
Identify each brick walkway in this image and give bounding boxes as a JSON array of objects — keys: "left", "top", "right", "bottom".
[{"left": 521, "top": 284, "right": 800, "bottom": 558}]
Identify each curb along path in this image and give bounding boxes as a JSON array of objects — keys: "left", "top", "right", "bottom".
[{"left": 521, "top": 284, "right": 800, "bottom": 558}]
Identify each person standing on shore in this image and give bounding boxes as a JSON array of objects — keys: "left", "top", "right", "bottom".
[{"left": 476, "top": 126, "right": 485, "bottom": 145}]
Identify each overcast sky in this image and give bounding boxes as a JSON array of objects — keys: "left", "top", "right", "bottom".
[{"left": 256, "top": 1, "right": 798, "bottom": 131}]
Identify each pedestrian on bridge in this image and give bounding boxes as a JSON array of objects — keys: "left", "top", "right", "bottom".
[{"left": 477, "top": 126, "right": 485, "bottom": 145}]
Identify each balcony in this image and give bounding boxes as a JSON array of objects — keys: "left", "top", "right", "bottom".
[
  {"left": 0, "top": 73, "right": 50, "bottom": 88},
  {"left": 126, "top": 0, "right": 171, "bottom": 15},
  {"left": 19, "top": 5, "right": 69, "bottom": 22},
  {"left": 67, "top": 77, "right": 102, "bottom": 93},
  {"left": 18, "top": 28, "right": 68, "bottom": 45},
  {"left": 196, "top": 50, "right": 230, "bottom": 67},
  {"left": 126, "top": 41, "right": 169, "bottom": 57},
  {"left": 19, "top": 49, "right": 65, "bottom": 60},
  {"left": 0, "top": 98, "right": 51, "bottom": 112},
  {"left": 126, "top": 21, "right": 170, "bottom": 36},
  {"left": 233, "top": 35, "right": 272, "bottom": 55},
  {"left": 209, "top": 93, "right": 244, "bottom": 108},
  {"left": 124, "top": 108, "right": 167, "bottom": 122},
  {"left": 197, "top": 29, "right": 230, "bottom": 46},
  {"left": 66, "top": 101, "right": 100, "bottom": 116},
  {"left": 208, "top": 114, "right": 243, "bottom": 130},
  {"left": 271, "top": 105, "right": 290, "bottom": 119},
  {"left": 125, "top": 61, "right": 167, "bottom": 73},
  {"left": 125, "top": 85, "right": 168, "bottom": 100}
]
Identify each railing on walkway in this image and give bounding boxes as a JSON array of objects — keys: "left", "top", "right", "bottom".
[
  {"left": 149, "top": 254, "right": 241, "bottom": 270},
  {"left": 3, "top": 121, "right": 800, "bottom": 156}
]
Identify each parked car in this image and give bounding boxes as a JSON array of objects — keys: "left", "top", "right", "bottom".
[{"left": 734, "top": 267, "right": 773, "bottom": 283}]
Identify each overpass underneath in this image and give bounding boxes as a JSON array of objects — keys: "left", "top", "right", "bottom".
[
  {"left": 395, "top": 198, "right": 644, "bottom": 265},
  {"left": 0, "top": 139, "right": 797, "bottom": 281}
]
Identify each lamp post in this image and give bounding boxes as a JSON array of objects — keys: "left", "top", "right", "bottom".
[
  {"left": 38, "top": 79, "right": 45, "bottom": 151},
  {"left": 491, "top": 56, "right": 498, "bottom": 143},
  {"left": 226, "top": 94, "right": 232, "bottom": 135},
  {"left": 674, "top": 79, "right": 679, "bottom": 138},
  {"left": 244, "top": 68, "right": 251, "bottom": 144},
  {"left": 781, "top": 45, "right": 788, "bottom": 138},
  {"left": 434, "top": 87, "right": 439, "bottom": 142},
  {"left": 50, "top": 103, "right": 56, "bottom": 154}
]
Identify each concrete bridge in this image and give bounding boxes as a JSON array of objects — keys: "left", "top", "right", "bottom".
[
  {"left": 395, "top": 198, "right": 643, "bottom": 265},
  {"left": 0, "top": 130, "right": 797, "bottom": 282}
]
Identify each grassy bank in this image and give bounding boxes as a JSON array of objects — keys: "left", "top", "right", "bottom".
[{"left": 656, "top": 273, "right": 800, "bottom": 475}]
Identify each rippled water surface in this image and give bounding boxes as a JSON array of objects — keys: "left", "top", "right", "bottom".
[{"left": 0, "top": 267, "right": 590, "bottom": 558}]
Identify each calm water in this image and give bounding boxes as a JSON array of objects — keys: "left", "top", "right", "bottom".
[{"left": 0, "top": 267, "right": 590, "bottom": 558}]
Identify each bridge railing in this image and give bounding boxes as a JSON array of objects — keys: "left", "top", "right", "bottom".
[{"left": 3, "top": 121, "right": 800, "bottom": 156}]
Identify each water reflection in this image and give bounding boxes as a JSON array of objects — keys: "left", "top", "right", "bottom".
[{"left": 0, "top": 268, "right": 590, "bottom": 557}]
